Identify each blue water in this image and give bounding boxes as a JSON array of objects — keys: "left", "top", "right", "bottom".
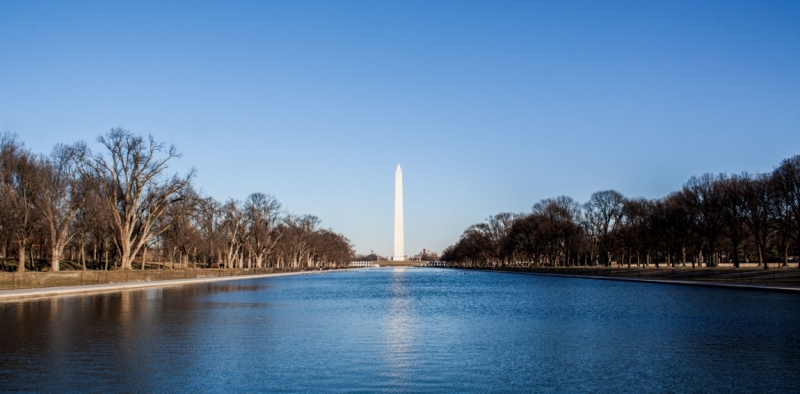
[{"left": 2, "top": 268, "right": 799, "bottom": 393}]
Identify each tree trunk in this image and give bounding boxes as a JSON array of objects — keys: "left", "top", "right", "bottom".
[
  {"left": 50, "top": 245, "right": 61, "bottom": 272},
  {"left": 118, "top": 238, "right": 131, "bottom": 269},
  {"left": 112, "top": 238, "right": 120, "bottom": 270},
  {"left": 784, "top": 243, "right": 789, "bottom": 267},
  {"left": 678, "top": 247, "right": 683, "bottom": 267},
  {"left": 18, "top": 245, "right": 25, "bottom": 273}
]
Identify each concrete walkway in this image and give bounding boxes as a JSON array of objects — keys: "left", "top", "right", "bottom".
[
  {"left": 0, "top": 270, "right": 328, "bottom": 302},
  {"left": 497, "top": 270, "right": 800, "bottom": 293}
]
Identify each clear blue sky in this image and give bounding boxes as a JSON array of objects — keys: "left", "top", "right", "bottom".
[{"left": 2, "top": 1, "right": 799, "bottom": 256}]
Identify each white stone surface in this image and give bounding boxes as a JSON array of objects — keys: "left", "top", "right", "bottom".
[
  {"left": 393, "top": 164, "right": 405, "bottom": 261},
  {"left": 0, "top": 271, "right": 319, "bottom": 302}
]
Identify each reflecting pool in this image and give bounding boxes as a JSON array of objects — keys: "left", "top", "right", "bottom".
[{"left": 2, "top": 268, "right": 799, "bottom": 393}]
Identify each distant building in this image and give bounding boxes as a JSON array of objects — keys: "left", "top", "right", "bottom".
[
  {"left": 409, "top": 248, "right": 439, "bottom": 262},
  {"left": 353, "top": 251, "right": 389, "bottom": 261}
]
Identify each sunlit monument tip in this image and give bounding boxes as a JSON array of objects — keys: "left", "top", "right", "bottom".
[{"left": 393, "top": 164, "right": 405, "bottom": 261}]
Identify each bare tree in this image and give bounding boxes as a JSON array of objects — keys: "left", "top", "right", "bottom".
[
  {"left": 772, "top": 155, "right": 800, "bottom": 269},
  {"left": 195, "top": 196, "right": 222, "bottom": 268},
  {"left": 485, "top": 213, "right": 517, "bottom": 266},
  {"left": 584, "top": 190, "right": 625, "bottom": 266},
  {"left": 159, "top": 187, "right": 199, "bottom": 269},
  {"left": 277, "top": 214, "right": 321, "bottom": 268},
  {"left": 718, "top": 174, "right": 749, "bottom": 268},
  {"left": 0, "top": 133, "right": 20, "bottom": 269},
  {"left": 306, "top": 229, "right": 353, "bottom": 268},
  {"left": 442, "top": 156, "right": 800, "bottom": 271},
  {"left": 621, "top": 197, "right": 651, "bottom": 267},
  {"left": 71, "top": 177, "right": 100, "bottom": 270},
  {"left": 34, "top": 144, "right": 86, "bottom": 271},
  {"left": 83, "top": 182, "right": 115, "bottom": 270},
  {"left": 506, "top": 214, "right": 544, "bottom": 266},
  {"left": 446, "top": 224, "right": 494, "bottom": 267},
  {"left": 683, "top": 174, "right": 724, "bottom": 267},
  {"left": 657, "top": 193, "right": 691, "bottom": 267},
  {"left": 220, "top": 199, "right": 245, "bottom": 269},
  {"left": 0, "top": 132, "right": 355, "bottom": 273},
  {"left": 78, "top": 129, "right": 194, "bottom": 270},
  {"left": 534, "top": 196, "right": 583, "bottom": 266},
  {"left": 1, "top": 136, "right": 39, "bottom": 272},
  {"left": 742, "top": 173, "right": 775, "bottom": 268},
  {"left": 244, "top": 193, "right": 283, "bottom": 268}
]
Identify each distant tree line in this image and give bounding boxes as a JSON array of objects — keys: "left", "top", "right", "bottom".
[
  {"left": 354, "top": 249, "right": 439, "bottom": 262},
  {"left": 0, "top": 129, "right": 354, "bottom": 272},
  {"left": 442, "top": 155, "right": 800, "bottom": 270}
]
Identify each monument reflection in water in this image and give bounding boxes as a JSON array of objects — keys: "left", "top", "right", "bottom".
[
  {"left": 2, "top": 268, "right": 800, "bottom": 393},
  {"left": 384, "top": 268, "right": 413, "bottom": 384}
]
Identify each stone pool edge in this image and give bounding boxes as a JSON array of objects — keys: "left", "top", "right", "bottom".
[
  {"left": 455, "top": 268, "right": 800, "bottom": 294},
  {"left": 0, "top": 270, "right": 352, "bottom": 303}
]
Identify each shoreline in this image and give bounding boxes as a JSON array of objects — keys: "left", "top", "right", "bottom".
[
  {"left": 6, "top": 266, "right": 799, "bottom": 303},
  {"left": 0, "top": 270, "right": 342, "bottom": 303},
  {"left": 455, "top": 268, "right": 800, "bottom": 293}
]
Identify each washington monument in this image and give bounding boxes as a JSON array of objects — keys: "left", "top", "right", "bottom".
[{"left": 393, "top": 164, "right": 404, "bottom": 261}]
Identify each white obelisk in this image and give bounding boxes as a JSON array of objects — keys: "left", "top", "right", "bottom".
[{"left": 393, "top": 164, "right": 404, "bottom": 261}]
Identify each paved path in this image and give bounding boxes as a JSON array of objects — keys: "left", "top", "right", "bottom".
[
  {"left": 497, "top": 270, "right": 800, "bottom": 293},
  {"left": 0, "top": 271, "right": 330, "bottom": 302}
]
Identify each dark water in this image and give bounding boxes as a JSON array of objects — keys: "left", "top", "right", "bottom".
[{"left": 2, "top": 268, "right": 800, "bottom": 393}]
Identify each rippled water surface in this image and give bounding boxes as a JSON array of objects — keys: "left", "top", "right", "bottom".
[{"left": 2, "top": 268, "right": 800, "bottom": 393}]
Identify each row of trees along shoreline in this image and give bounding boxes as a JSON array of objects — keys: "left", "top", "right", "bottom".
[
  {"left": 0, "top": 129, "right": 354, "bottom": 272},
  {"left": 442, "top": 155, "right": 800, "bottom": 270}
]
